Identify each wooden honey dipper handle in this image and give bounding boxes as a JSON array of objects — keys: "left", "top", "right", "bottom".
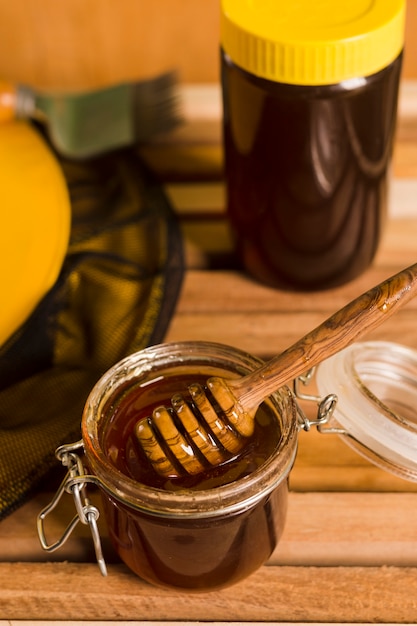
[
  {"left": 0, "top": 81, "right": 17, "bottom": 122},
  {"left": 224, "top": 263, "right": 417, "bottom": 414},
  {"left": 136, "top": 263, "right": 417, "bottom": 479}
]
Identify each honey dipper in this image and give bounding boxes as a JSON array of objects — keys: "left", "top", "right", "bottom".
[{"left": 136, "top": 263, "right": 417, "bottom": 478}]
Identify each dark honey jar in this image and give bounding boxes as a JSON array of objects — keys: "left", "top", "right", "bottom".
[
  {"left": 38, "top": 342, "right": 299, "bottom": 591},
  {"left": 221, "top": 0, "right": 405, "bottom": 290},
  {"left": 38, "top": 339, "right": 417, "bottom": 590}
]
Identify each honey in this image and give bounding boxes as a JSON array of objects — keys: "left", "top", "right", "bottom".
[
  {"left": 102, "top": 372, "right": 280, "bottom": 490},
  {"left": 220, "top": 0, "right": 405, "bottom": 290},
  {"left": 97, "top": 371, "right": 286, "bottom": 589},
  {"left": 222, "top": 54, "right": 402, "bottom": 289},
  {"left": 100, "top": 470, "right": 288, "bottom": 591},
  {"left": 80, "top": 342, "right": 299, "bottom": 590}
]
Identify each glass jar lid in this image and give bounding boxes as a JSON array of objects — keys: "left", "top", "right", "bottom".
[{"left": 315, "top": 341, "right": 417, "bottom": 482}]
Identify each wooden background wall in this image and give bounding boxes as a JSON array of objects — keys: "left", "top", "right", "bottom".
[{"left": 0, "top": 0, "right": 415, "bottom": 90}]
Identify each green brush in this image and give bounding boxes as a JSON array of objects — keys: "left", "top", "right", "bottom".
[{"left": 0, "top": 72, "right": 181, "bottom": 159}]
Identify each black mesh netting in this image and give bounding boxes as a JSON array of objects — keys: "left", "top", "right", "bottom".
[{"left": 0, "top": 149, "right": 184, "bottom": 519}]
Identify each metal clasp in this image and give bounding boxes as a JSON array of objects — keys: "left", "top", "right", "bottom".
[
  {"left": 37, "top": 440, "right": 107, "bottom": 576},
  {"left": 294, "top": 368, "right": 345, "bottom": 434}
]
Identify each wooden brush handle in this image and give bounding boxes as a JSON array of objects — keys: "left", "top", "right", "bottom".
[
  {"left": 232, "top": 263, "right": 417, "bottom": 409},
  {"left": 0, "top": 81, "right": 17, "bottom": 122}
]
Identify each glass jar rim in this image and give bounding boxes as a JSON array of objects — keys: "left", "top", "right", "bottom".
[{"left": 81, "top": 341, "right": 299, "bottom": 518}]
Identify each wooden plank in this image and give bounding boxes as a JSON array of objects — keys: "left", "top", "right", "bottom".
[
  {"left": 168, "top": 179, "right": 417, "bottom": 218},
  {"left": 173, "top": 267, "right": 417, "bottom": 317},
  {"left": 0, "top": 562, "right": 416, "bottom": 622},
  {"left": 274, "top": 492, "right": 417, "bottom": 567},
  {"left": 141, "top": 145, "right": 223, "bottom": 182},
  {"left": 141, "top": 138, "right": 417, "bottom": 180},
  {"left": 167, "top": 217, "right": 417, "bottom": 355},
  {"left": 181, "top": 220, "right": 233, "bottom": 267},
  {"left": 0, "top": 623, "right": 410, "bottom": 626},
  {"left": 4, "top": 623, "right": 403, "bottom": 626},
  {"left": 177, "top": 207, "right": 417, "bottom": 269},
  {"left": 141, "top": 138, "right": 417, "bottom": 183},
  {"left": 138, "top": 81, "right": 417, "bottom": 181},
  {"left": 0, "top": 620, "right": 390, "bottom": 626},
  {"left": 292, "top": 428, "right": 417, "bottom": 493},
  {"left": 2, "top": 491, "right": 416, "bottom": 565},
  {"left": 138, "top": 81, "right": 417, "bottom": 179},
  {"left": 166, "top": 307, "right": 417, "bottom": 358},
  {"left": 0, "top": 623, "right": 411, "bottom": 626}
]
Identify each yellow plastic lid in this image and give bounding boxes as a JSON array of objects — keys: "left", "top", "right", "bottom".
[
  {"left": 0, "top": 121, "right": 71, "bottom": 347},
  {"left": 221, "top": 0, "right": 406, "bottom": 85}
]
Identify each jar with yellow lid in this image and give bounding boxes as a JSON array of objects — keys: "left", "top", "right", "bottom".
[{"left": 221, "top": 0, "right": 405, "bottom": 290}]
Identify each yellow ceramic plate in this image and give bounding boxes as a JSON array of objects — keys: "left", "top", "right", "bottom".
[{"left": 0, "top": 121, "right": 71, "bottom": 347}]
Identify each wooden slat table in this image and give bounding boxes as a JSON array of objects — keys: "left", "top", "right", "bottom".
[{"left": 1, "top": 83, "right": 417, "bottom": 625}]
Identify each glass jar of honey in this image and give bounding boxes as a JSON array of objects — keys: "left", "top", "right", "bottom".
[
  {"left": 221, "top": 0, "right": 405, "bottom": 290},
  {"left": 38, "top": 339, "right": 417, "bottom": 590},
  {"left": 39, "top": 342, "right": 299, "bottom": 591}
]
